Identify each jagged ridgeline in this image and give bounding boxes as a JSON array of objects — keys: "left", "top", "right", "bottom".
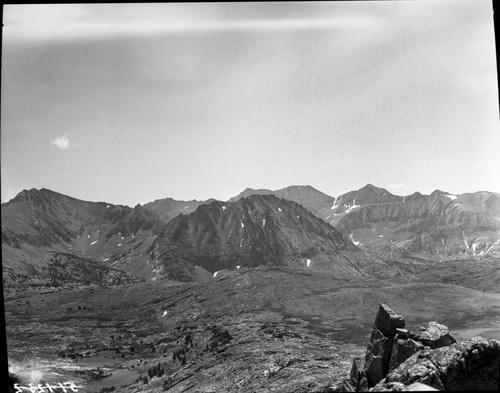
[
  {"left": 1, "top": 188, "right": 382, "bottom": 285},
  {"left": 2, "top": 185, "right": 500, "bottom": 286},
  {"left": 1, "top": 188, "right": 165, "bottom": 286},
  {"left": 149, "top": 194, "right": 382, "bottom": 281}
]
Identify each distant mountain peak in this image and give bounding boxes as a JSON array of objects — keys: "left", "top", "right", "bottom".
[
  {"left": 358, "top": 184, "right": 392, "bottom": 195},
  {"left": 430, "top": 189, "right": 446, "bottom": 197},
  {"left": 152, "top": 192, "right": 372, "bottom": 281}
]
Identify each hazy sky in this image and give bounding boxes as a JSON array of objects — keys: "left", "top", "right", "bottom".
[{"left": 2, "top": 1, "right": 499, "bottom": 206}]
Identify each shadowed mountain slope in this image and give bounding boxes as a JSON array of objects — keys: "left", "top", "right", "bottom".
[
  {"left": 150, "top": 194, "right": 394, "bottom": 282},
  {"left": 1, "top": 188, "right": 165, "bottom": 283},
  {"left": 142, "top": 197, "right": 216, "bottom": 223}
]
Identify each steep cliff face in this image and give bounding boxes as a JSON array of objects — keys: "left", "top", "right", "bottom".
[
  {"left": 150, "top": 194, "right": 385, "bottom": 281},
  {"left": 336, "top": 190, "right": 500, "bottom": 260}
]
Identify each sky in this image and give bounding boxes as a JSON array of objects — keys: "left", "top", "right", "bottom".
[{"left": 2, "top": 1, "right": 499, "bottom": 206}]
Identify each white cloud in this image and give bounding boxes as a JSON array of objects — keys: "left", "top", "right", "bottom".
[{"left": 51, "top": 135, "right": 75, "bottom": 150}]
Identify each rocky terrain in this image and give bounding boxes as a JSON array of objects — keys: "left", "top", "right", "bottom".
[
  {"left": 5, "top": 267, "right": 500, "bottom": 392},
  {"left": 3, "top": 184, "right": 500, "bottom": 392},
  {"left": 345, "top": 304, "right": 500, "bottom": 391}
]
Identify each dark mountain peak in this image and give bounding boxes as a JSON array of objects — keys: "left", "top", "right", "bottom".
[
  {"left": 277, "top": 185, "right": 333, "bottom": 199},
  {"left": 143, "top": 196, "right": 216, "bottom": 223},
  {"left": 9, "top": 187, "right": 67, "bottom": 206},
  {"left": 430, "top": 189, "right": 446, "bottom": 197},
  {"left": 153, "top": 192, "right": 369, "bottom": 281},
  {"left": 184, "top": 194, "right": 284, "bottom": 220},
  {"left": 192, "top": 197, "right": 216, "bottom": 203},
  {"left": 358, "top": 184, "right": 392, "bottom": 196},
  {"left": 335, "top": 184, "right": 401, "bottom": 207},
  {"left": 228, "top": 188, "right": 274, "bottom": 202},
  {"left": 405, "top": 191, "right": 424, "bottom": 201},
  {"left": 15, "top": 187, "right": 46, "bottom": 199},
  {"left": 283, "top": 185, "right": 315, "bottom": 191},
  {"left": 240, "top": 193, "right": 281, "bottom": 204}
]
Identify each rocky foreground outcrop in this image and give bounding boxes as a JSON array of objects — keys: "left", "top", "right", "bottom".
[{"left": 345, "top": 304, "right": 500, "bottom": 391}]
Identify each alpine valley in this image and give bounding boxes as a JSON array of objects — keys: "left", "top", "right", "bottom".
[{"left": 3, "top": 184, "right": 500, "bottom": 392}]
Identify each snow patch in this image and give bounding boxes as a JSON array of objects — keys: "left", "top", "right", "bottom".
[
  {"left": 344, "top": 199, "right": 361, "bottom": 214},
  {"left": 446, "top": 194, "right": 458, "bottom": 201},
  {"left": 90, "top": 240, "right": 98, "bottom": 245},
  {"left": 262, "top": 218, "right": 266, "bottom": 226},
  {"left": 379, "top": 235, "right": 384, "bottom": 238},
  {"left": 349, "top": 233, "right": 360, "bottom": 246},
  {"left": 484, "top": 245, "right": 495, "bottom": 255},
  {"left": 236, "top": 265, "right": 241, "bottom": 270},
  {"left": 222, "top": 206, "right": 226, "bottom": 211},
  {"left": 331, "top": 198, "right": 339, "bottom": 210},
  {"left": 472, "top": 242, "right": 478, "bottom": 252},
  {"left": 278, "top": 208, "right": 282, "bottom": 212},
  {"left": 162, "top": 310, "right": 168, "bottom": 318},
  {"left": 306, "top": 259, "right": 311, "bottom": 267},
  {"left": 117, "top": 243, "right": 122, "bottom": 247},
  {"left": 103, "top": 258, "right": 110, "bottom": 262},
  {"left": 213, "top": 271, "right": 219, "bottom": 278},
  {"left": 463, "top": 240, "right": 470, "bottom": 250},
  {"left": 87, "top": 235, "right": 90, "bottom": 238},
  {"left": 241, "top": 221, "right": 245, "bottom": 228},
  {"left": 184, "top": 205, "right": 189, "bottom": 209},
  {"left": 106, "top": 205, "right": 110, "bottom": 208}
]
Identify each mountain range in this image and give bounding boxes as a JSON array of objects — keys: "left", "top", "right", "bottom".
[{"left": 2, "top": 184, "right": 499, "bottom": 286}]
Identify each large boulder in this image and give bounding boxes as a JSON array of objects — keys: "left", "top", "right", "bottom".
[
  {"left": 349, "top": 357, "right": 368, "bottom": 391},
  {"left": 344, "top": 304, "right": 493, "bottom": 391},
  {"left": 389, "top": 337, "right": 425, "bottom": 371},
  {"left": 373, "top": 304, "right": 405, "bottom": 337},
  {"left": 363, "top": 304, "right": 406, "bottom": 387},
  {"left": 374, "top": 337, "right": 500, "bottom": 391},
  {"left": 365, "top": 329, "right": 393, "bottom": 386},
  {"left": 409, "top": 321, "right": 457, "bottom": 349}
]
